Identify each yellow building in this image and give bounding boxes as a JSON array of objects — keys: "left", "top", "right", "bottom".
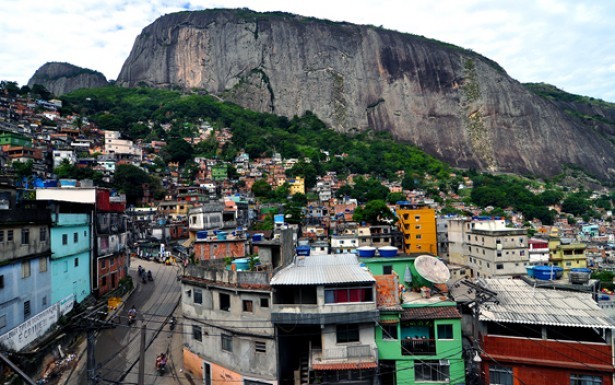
[
  {"left": 396, "top": 202, "right": 437, "bottom": 255},
  {"left": 548, "top": 237, "right": 587, "bottom": 277},
  {"left": 288, "top": 176, "right": 305, "bottom": 195}
]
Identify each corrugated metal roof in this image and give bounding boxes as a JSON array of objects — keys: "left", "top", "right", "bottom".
[
  {"left": 480, "top": 279, "right": 615, "bottom": 329},
  {"left": 270, "top": 254, "right": 376, "bottom": 285}
]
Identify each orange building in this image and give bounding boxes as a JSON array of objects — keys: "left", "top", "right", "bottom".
[{"left": 396, "top": 202, "right": 437, "bottom": 255}]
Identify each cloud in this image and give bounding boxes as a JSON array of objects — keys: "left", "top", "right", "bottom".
[{"left": 1, "top": 0, "right": 614, "bottom": 101}]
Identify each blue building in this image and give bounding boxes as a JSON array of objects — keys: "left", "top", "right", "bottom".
[
  {"left": 49, "top": 207, "right": 92, "bottom": 304},
  {"left": 0, "top": 181, "right": 54, "bottom": 350}
]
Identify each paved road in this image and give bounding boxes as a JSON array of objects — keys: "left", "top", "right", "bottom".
[{"left": 70, "top": 257, "right": 183, "bottom": 385}]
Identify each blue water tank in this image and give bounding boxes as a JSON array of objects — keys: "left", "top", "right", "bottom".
[
  {"left": 357, "top": 246, "right": 377, "bottom": 258},
  {"left": 296, "top": 245, "right": 311, "bottom": 256},
  {"left": 252, "top": 233, "right": 263, "bottom": 242},
  {"left": 533, "top": 266, "right": 563, "bottom": 280},
  {"left": 196, "top": 231, "right": 208, "bottom": 239},
  {"left": 217, "top": 232, "right": 228, "bottom": 240},
  {"left": 232, "top": 258, "right": 250, "bottom": 271}
]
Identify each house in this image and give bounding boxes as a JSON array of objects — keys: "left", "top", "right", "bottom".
[
  {"left": 462, "top": 219, "right": 528, "bottom": 278},
  {"left": 362, "top": 255, "right": 465, "bottom": 385},
  {"left": 36, "top": 187, "right": 129, "bottom": 297},
  {"left": 0, "top": 181, "right": 55, "bottom": 351},
  {"left": 396, "top": 202, "right": 438, "bottom": 255},
  {"left": 549, "top": 237, "right": 587, "bottom": 277},
  {"left": 271, "top": 253, "right": 379, "bottom": 385},
  {"left": 180, "top": 228, "right": 295, "bottom": 383},
  {"left": 46, "top": 201, "right": 92, "bottom": 304},
  {"left": 475, "top": 279, "right": 615, "bottom": 385}
]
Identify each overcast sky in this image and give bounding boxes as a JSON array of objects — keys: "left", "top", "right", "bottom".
[{"left": 2, "top": 0, "right": 614, "bottom": 102}]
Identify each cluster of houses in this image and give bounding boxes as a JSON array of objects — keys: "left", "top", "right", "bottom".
[{"left": 2, "top": 92, "right": 615, "bottom": 384}]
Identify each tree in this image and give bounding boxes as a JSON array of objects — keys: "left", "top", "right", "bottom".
[
  {"left": 562, "top": 195, "right": 591, "bottom": 217},
  {"left": 353, "top": 200, "right": 395, "bottom": 225},
  {"left": 11, "top": 160, "right": 34, "bottom": 179},
  {"left": 251, "top": 179, "right": 272, "bottom": 198},
  {"left": 386, "top": 192, "right": 406, "bottom": 205},
  {"left": 163, "top": 138, "right": 194, "bottom": 165},
  {"left": 113, "top": 164, "right": 151, "bottom": 205}
]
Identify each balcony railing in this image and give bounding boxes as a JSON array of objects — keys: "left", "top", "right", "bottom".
[
  {"left": 401, "top": 338, "right": 436, "bottom": 355},
  {"left": 310, "top": 345, "right": 377, "bottom": 368}
]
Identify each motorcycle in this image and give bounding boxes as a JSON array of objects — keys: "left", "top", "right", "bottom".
[
  {"left": 156, "top": 355, "right": 167, "bottom": 375},
  {"left": 169, "top": 316, "right": 176, "bottom": 331},
  {"left": 128, "top": 313, "right": 136, "bottom": 326}
]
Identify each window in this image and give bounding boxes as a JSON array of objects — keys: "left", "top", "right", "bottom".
[
  {"left": 489, "top": 365, "right": 513, "bottom": 385},
  {"left": 22, "top": 260, "right": 31, "bottom": 278},
  {"left": 220, "top": 293, "right": 230, "bottom": 311},
  {"left": 0, "top": 230, "right": 3, "bottom": 242},
  {"left": 222, "top": 334, "right": 233, "bottom": 352},
  {"left": 74, "top": 232, "right": 78, "bottom": 243},
  {"left": 324, "top": 286, "right": 373, "bottom": 304},
  {"left": 255, "top": 341, "right": 267, "bottom": 353},
  {"left": 40, "top": 257, "right": 48, "bottom": 272},
  {"left": 84, "top": 230, "right": 87, "bottom": 237},
  {"left": 496, "top": 264, "right": 504, "bottom": 270},
  {"left": 570, "top": 374, "right": 602, "bottom": 385},
  {"left": 194, "top": 288, "right": 203, "bottom": 304},
  {"left": 40, "top": 227, "right": 47, "bottom": 242},
  {"left": 243, "top": 300, "right": 253, "bottom": 312},
  {"left": 416, "top": 234, "right": 422, "bottom": 240},
  {"left": 24, "top": 300, "right": 31, "bottom": 318},
  {"left": 192, "top": 325, "right": 202, "bottom": 341},
  {"left": 260, "top": 298, "right": 269, "bottom": 308},
  {"left": 382, "top": 324, "right": 398, "bottom": 339},
  {"left": 414, "top": 360, "right": 449, "bottom": 382},
  {"left": 336, "top": 324, "right": 360, "bottom": 343},
  {"left": 0, "top": 275, "right": 4, "bottom": 288},
  {"left": 7, "top": 230, "right": 13, "bottom": 242},
  {"left": 74, "top": 258, "right": 79, "bottom": 267},
  {"left": 0, "top": 314, "right": 6, "bottom": 329},
  {"left": 102, "top": 276, "right": 107, "bottom": 286},
  {"left": 21, "top": 228, "right": 29, "bottom": 244},
  {"left": 437, "top": 324, "right": 453, "bottom": 339},
  {"left": 42, "top": 296, "right": 47, "bottom": 307},
  {"left": 383, "top": 265, "right": 393, "bottom": 275},
  {"left": 62, "top": 234, "right": 68, "bottom": 245}
]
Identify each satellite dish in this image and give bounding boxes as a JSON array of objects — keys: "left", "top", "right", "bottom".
[{"left": 414, "top": 255, "right": 451, "bottom": 284}]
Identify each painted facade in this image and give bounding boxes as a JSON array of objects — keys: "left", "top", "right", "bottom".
[{"left": 50, "top": 212, "right": 91, "bottom": 304}]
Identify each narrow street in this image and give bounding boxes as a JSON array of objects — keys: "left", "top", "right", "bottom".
[{"left": 66, "top": 257, "right": 186, "bottom": 385}]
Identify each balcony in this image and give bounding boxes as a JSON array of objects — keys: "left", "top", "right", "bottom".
[
  {"left": 401, "top": 337, "right": 436, "bottom": 355},
  {"left": 310, "top": 345, "right": 378, "bottom": 370}
]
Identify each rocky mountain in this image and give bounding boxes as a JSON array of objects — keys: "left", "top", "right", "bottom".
[
  {"left": 116, "top": 9, "right": 614, "bottom": 182},
  {"left": 28, "top": 62, "right": 108, "bottom": 96}
]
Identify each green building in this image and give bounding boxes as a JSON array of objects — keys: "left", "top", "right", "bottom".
[
  {"left": 211, "top": 163, "right": 227, "bottom": 181},
  {"left": 361, "top": 255, "right": 466, "bottom": 385},
  {"left": 0, "top": 131, "right": 32, "bottom": 147}
]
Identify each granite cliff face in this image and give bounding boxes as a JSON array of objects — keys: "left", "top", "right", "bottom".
[
  {"left": 117, "top": 9, "right": 614, "bottom": 182},
  {"left": 28, "top": 62, "right": 108, "bottom": 96}
]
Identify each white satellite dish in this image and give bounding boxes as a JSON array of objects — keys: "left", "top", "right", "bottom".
[{"left": 414, "top": 255, "right": 451, "bottom": 284}]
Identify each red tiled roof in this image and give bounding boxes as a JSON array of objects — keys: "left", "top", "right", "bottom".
[
  {"left": 312, "top": 362, "right": 378, "bottom": 371},
  {"left": 401, "top": 306, "right": 461, "bottom": 321}
]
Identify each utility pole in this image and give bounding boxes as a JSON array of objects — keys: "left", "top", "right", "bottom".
[
  {"left": 138, "top": 324, "right": 146, "bottom": 385},
  {"left": 460, "top": 279, "right": 498, "bottom": 385},
  {"left": 86, "top": 326, "right": 97, "bottom": 385}
]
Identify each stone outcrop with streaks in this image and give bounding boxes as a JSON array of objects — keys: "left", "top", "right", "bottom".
[
  {"left": 28, "top": 62, "right": 108, "bottom": 96},
  {"left": 116, "top": 9, "right": 614, "bottom": 182}
]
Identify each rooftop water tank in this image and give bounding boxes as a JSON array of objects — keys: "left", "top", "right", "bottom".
[
  {"left": 569, "top": 268, "right": 591, "bottom": 284},
  {"left": 533, "top": 266, "right": 563, "bottom": 281},
  {"left": 378, "top": 246, "right": 398, "bottom": 258},
  {"left": 356, "top": 246, "right": 377, "bottom": 258},
  {"left": 296, "top": 245, "right": 311, "bottom": 256}
]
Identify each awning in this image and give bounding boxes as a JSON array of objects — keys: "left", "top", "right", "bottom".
[{"left": 181, "top": 238, "right": 194, "bottom": 248}]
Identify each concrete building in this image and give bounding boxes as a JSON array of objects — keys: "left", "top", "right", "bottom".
[
  {"left": 396, "top": 202, "right": 438, "bottom": 255},
  {"left": 477, "top": 279, "right": 615, "bottom": 385},
  {"left": 549, "top": 237, "right": 587, "bottom": 277},
  {"left": 48, "top": 202, "right": 92, "bottom": 304},
  {"left": 0, "top": 181, "right": 54, "bottom": 351},
  {"left": 271, "top": 254, "right": 379, "bottom": 385},
  {"left": 465, "top": 219, "right": 528, "bottom": 278}
]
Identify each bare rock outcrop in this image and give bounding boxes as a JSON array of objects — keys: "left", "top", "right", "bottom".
[
  {"left": 28, "top": 62, "right": 108, "bottom": 96},
  {"left": 117, "top": 9, "right": 614, "bottom": 182}
]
